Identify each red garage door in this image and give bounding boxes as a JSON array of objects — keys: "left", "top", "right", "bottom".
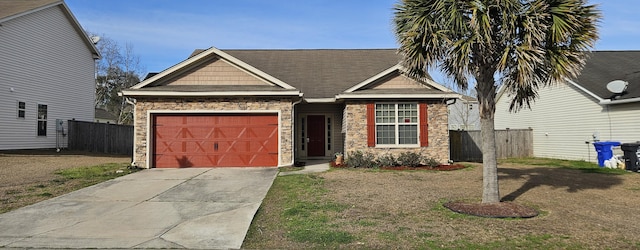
[{"left": 153, "top": 114, "right": 278, "bottom": 168}]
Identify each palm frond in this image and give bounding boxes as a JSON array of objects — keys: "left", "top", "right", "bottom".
[{"left": 394, "top": 0, "right": 599, "bottom": 112}]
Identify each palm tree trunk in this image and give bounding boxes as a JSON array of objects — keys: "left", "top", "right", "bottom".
[
  {"left": 477, "top": 66, "right": 500, "bottom": 204},
  {"left": 481, "top": 117, "right": 500, "bottom": 203}
]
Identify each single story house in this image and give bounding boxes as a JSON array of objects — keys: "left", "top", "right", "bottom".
[
  {"left": 122, "top": 47, "right": 460, "bottom": 168},
  {"left": 495, "top": 51, "right": 640, "bottom": 162}
]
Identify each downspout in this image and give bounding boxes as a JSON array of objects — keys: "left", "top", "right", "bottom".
[
  {"left": 124, "top": 96, "right": 137, "bottom": 168},
  {"left": 445, "top": 97, "right": 458, "bottom": 163},
  {"left": 286, "top": 95, "right": 304, "bottom": 167}
]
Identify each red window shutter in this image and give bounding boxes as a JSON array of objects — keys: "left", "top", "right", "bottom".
[
  {"left": 367, "top": 103, "right": 375, "bottom": 147},
  {"left": 419, "top": 102, "right": 429, "bottom": 147}
]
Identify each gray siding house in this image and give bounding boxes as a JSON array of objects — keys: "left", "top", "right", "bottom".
[
  {"left": 495, "top": 51, "right": 640, "bottom": 162},
  {"left": 448, "top": 95, "right": 480, "bottom": 130},
  {"left": 122, "top": 48, "right": 461, "bottom": 168},
  {"left": 0, "top": 0, "right": 100, "bottom": 150}
]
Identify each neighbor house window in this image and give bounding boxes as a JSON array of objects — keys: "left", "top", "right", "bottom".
[
  {"left": 37, "top": 104, "right": 47, "bottom": 136},
  {"left": 327, "top": 117, "right": 332, "bottom": 150},
  {"left": 375, "top": 103, "right": 418, "bottom": 145},
  {"left": 17, "top": 101, "right": 25, "bottom": 118},
  {"left": 301, "top": 118, "right": 305, "bottom": 150}
]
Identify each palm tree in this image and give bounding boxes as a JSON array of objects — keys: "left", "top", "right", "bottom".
[{"left": 394, "top": 0, "right": 600, "bottom": 203}]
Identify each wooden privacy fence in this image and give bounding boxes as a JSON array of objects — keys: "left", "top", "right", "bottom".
[
  {"left": 67, "top": 120, "right": 133, "bottom": 155},
  {"left": 450, "top": 128, "right": 533, "bottom": 162}
]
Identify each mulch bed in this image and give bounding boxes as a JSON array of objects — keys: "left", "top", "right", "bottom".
[
  {"left": 330, "top": 161, "right": 466, "bottom": 171},
  {"left": 444, "top": 201, "right": 539, "bottom": 218},
  {"left": 380, "top": 164, "right": 466, "bottom": 171}
]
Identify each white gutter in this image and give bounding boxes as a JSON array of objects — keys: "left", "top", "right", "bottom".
[
  {"left": 305, "top": 98, "right": 336, "bottom": 103},
  {"left": 565, "top": 79, "right": 604, "bottom": 102},
  {"left": 565, "top": 79, "right": 640, "bottom": 105},
  {"left": 121, "top": 90, "right": 301, "bottom": 97},
  {"left": 124, "top": 97, "right": 138, "bottom": 167},
  {"left": 599, "top": 97, "right": 640, "bottom": 105},
  {"left": 336, "top": 93, "right": 462, "bottom": 99}
]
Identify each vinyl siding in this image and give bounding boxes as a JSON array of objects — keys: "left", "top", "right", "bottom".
[
  {"left": 164, "top": 56, "right": 270, "bottom": 86},
  {"left": 448, "top": 100, "right": 480, "bottom": 130},
  {"left": 0, "top": 5, "right": 95, "bottom": 150},
  {"left": 495, "top": 82, "right": 640, "bottom": 162},
  {"left": 369, "top": 74, "right": 430, "bottom": 89}
]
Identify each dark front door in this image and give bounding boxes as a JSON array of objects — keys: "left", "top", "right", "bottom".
[{"left": 307, "top": 115, "right": 325, "bottom": 157}]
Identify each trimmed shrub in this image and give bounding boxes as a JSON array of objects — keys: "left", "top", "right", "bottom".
[
  {"left": 376, "top": 153, "right": 398, "bottom": 167},
  {"left": 397, "top": 152, "right": 423, "bottom": 167},
  {"left": 424, "top": 157, "right": 440, "bottom": 168},
  {"left": 346, "top": 150, "right": 378, "bottom": 168}
]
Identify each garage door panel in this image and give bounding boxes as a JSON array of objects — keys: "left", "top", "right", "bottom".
[
  {"left": 215, "top": 153, "right": 278, "bottom": 167},
  {"left": 215, "top": 127, "right": 245, "bottom": 140},
  {"left": 154, "top": 155, "right": 196, "bottom": 168},
  {"left": 156, "top": 140, "right": 214, "bottom": 154},
  {"left": 153, "top": 114, "right": 278, "bottom": 168}
]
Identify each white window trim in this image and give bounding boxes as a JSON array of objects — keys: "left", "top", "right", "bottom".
[
  {"left": 374, "top": 102, "right": 420, "bottom": 148},
  {"left": 37, "top": 103, "right": 48, "bottom": 136},
  {"left": 326, "top": 115, "right": 333, "bottom": 152},
  {"left": 17, "top": 101, "right": 25, "bottom": 119}
]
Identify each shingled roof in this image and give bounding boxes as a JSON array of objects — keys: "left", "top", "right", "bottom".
[
  {"left": 0, "top": 0, "right": 100, "bottom": 58},
  {"left": 572, "top": 51, "right": 640, "bottom": 101},
  {"left": 0, "top": 0, "right": 60, "bottom": 21},
  {"left": 127, "top": 48, "right": 458, "bottom": 100},
  {"left": 221, "top": 49, "right": 403, "bottom": 98}
]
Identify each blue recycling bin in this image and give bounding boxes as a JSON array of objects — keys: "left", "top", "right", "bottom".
[{"left": 593, "top": 141, "right": 621, "bottom": 167}]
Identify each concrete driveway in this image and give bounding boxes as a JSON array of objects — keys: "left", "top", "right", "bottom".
[{"left": 0, "top": 167, "right": 278, "bottom": 249}]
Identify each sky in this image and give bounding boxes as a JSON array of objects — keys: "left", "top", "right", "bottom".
[{"left": 65, "top": 0, "right": 640, "bottom": 84}]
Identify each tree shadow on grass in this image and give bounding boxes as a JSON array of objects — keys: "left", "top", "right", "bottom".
[{"left": 498, "top": 166, "right": 625, "bottom": 202}]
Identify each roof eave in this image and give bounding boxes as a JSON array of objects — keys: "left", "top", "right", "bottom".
[
  {"left": 0, "top": 1, "right": 100, "bottom": 58},
  {"left": 121, "top": 90, "right": 302, "bottom": 97},
  {"left": 599, "top": 97, "right": 640, "bottom": 105},
  {"left": 59, "top": 2, "right": 101, "bottom": 58},
  {"left": 497, "top": 78, "right": 607, "bottom": 104},
  {"left": 0, "top": 0, "right": 60, "bottom": 23},
  {"left": 344, "top": 65, "right": 454, "bottom": 94},
  {"left": 130, "top": 47, "right": 296, "bottom": 90},
  {"left": 344, "top": 65, "right": 402, "bottom": 93},
  {"left": 565, "top": 78, "right": 604, "bottom": 102}
]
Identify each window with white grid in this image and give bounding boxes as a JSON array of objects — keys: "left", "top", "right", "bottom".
[{"left": 375, "top": 103, "right": 418, "bottom": 146}]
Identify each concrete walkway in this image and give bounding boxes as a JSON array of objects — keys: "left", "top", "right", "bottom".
[
  {"left": 278, "top": 160, "right": 331, "bottom": 176},
  {"left": 0, "top": 167, "right": 277, "bottom": 249}
]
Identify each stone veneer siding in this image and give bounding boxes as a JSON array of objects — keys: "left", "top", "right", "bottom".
[
  {"left": 344, "top": 101, "right": 450, "bottom": 164},
  {"left": 133, "top": 97, "right": 294, "bottom": 168}
]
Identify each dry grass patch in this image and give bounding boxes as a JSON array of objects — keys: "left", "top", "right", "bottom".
[
  {"left": 0, "top": 151, "right": 132, "bottom": 214},
  {"left": 245, "top": 162, "right": 640, "bottom": 249}
]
